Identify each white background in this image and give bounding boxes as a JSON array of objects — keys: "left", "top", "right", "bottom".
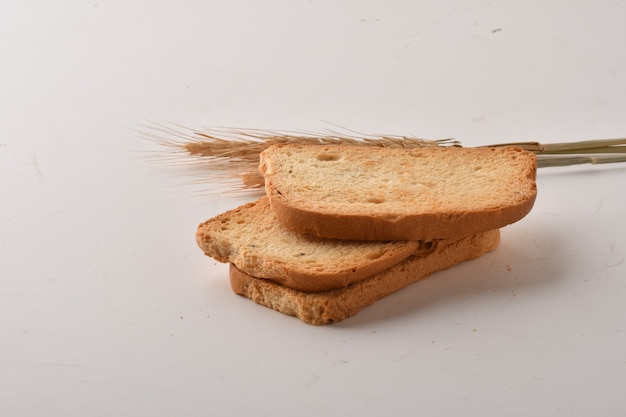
[{"left": 1, "top": 1, "right": 625, "bottom": 416}]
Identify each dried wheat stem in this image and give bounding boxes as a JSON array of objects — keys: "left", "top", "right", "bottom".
[
  {"left": 486, "top": 138, "right": 626, "bottom": 154},
  {"left": 537, "top": 154, "right": 626, "bottom": 168},
  {"left": 488, "top": 138, "right": 626, "bottom": 168}
]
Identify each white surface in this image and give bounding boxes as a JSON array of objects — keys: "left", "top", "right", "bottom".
[{"left": 1, "top": 1, "right": 625, "bottom": 416}]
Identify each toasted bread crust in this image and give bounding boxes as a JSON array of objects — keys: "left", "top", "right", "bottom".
[
  {"left": 229, "top": 229, "right": 501, "bottom": 325},
  {"left": 260, "top": 145, "right": 537, "bottom": 241}
]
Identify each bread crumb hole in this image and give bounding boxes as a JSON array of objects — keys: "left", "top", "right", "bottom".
[
  {"left": 367, "top": 197, "right": 385, "bottom": 204},
  {"left": 421, "top": 241, "right": 434, "bottom": 251},
  {"left": 316, "top": 152, "right": 342, "bottom": 161}
]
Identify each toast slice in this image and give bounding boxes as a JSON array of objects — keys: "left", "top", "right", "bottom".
[
  {"left": 230, "top": 229, "right": 501, "bottom": 325},
  {"left": 259, "top": 144, "right": 537, "bottom": 241},
  {"left": 196, "top": 197, "right": 439, "bottom": 293}
]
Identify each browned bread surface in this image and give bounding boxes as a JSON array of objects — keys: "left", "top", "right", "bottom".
[
  {"left": 196, "top": 197, "right": 438, "bottom": 293},
  {"left": 229, "top": 229, "right": 501, "bottom": 325},
  {"left": 259, "top": 144, "right": 537, "bottom": 241}
]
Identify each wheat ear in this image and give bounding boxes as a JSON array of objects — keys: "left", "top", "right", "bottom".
[{"left": 143, "top": 124, "right": 626, "bottom": 192}]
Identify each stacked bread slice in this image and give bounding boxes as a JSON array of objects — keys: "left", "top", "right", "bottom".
[{"left": 196, "top": 144, "right": 537, "bottom": 325}]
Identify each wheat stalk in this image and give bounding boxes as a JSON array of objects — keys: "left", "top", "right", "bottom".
[
  {"left": 143, "top": 124, "right": 626, "bottom": 192},
  {"left": 536, "top": 154, "right": 626, "bottom": 168},
  {"left": 483, "top": 138, "right": 626, "bottom": 168}
]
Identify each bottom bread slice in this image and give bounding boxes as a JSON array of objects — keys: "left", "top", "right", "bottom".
[{"left": 229, "top": 229, "right": 501, "bottom": 325}]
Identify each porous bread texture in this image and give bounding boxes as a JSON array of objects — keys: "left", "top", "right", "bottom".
[
  {"left": 196, "top": 197, "right": 438, "bottom": 293},
  {"left": 230, "top": 229, "right": 501, "bottom": 325},
  {"left": 259, "top": 144, "right": 537, "bottom": 241}
]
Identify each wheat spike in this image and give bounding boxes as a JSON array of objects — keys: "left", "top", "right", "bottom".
[{"left": 143, "top": 123, "right": 626, "bottom": 193}]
